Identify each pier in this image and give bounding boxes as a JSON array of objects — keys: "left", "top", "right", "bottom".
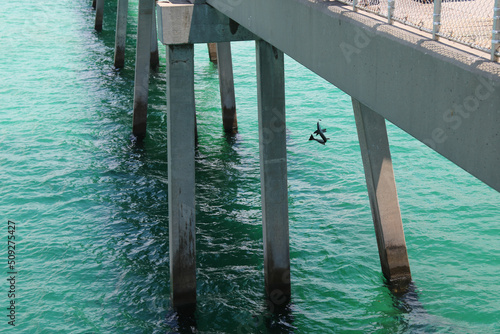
[{"left": 91, "top": 0, "right": 499, "bottom": 309}]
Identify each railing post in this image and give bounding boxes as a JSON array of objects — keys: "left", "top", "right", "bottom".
[
  {"left": 492, "top": 0, "right": 500, "bottom": 61},
  {"left": 432, "top": 0, "right": 442, "bottom": 40},
  {"left": 353, "top": 0, "right": 358, "bottom": 12},
  {"left": 387, "top": 0, "right": 395, "bottom": 24}
]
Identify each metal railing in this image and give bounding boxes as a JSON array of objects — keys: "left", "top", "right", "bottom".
[{"left": 337, "top": 0, "right": 500, "bottom": 61}]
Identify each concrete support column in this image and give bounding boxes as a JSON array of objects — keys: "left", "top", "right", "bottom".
[
  {"left": 216, "top": 42, "right": 237, "bottom": 133},
  {"left": 352, "top": 98, "right": 411, "bottom": 286},
  {"left": 167, "top": 44, "right": 197, "bottom": 308},
  {"left": 207, "top": 43, "right": 218, "bottom": 63},
  {"left": 114, "top": 0, "right": 128, "bottom": 68},
  {"left": 256, "top": 40, "right": 291, "bottom": 301},
  {"left": 150, "top": 1, "right": 160, "bottom": 69},
  {"left": 132, "top": 0, "right": 154, "bottom": 138},
  {"left": 95, "top": 0, "right": 104, "bottom": 31},
  {"left": 92, "top": 0, "right": 96, "bottom": 9}
]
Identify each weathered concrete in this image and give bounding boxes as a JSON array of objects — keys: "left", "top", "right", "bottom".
[
  {"left": 156, "top": 0, "right": 256, "bottom": 45},
  {"left": 167, "top": 44, "right": 197, "bottom": 307},
  {"left": 114, "top": 0, "right": 128, "bottom": 68},
  {"left": 207, "top": 43, "right": 218, "bottom": 63},
  {"left": 150, "top": 2, "right": 160, "bottom": 69},
  {"left": 352, "top": 98, "right": 411, "bottom": 285},
  {"left": 132, "top": 0, "right": 153, "bottom": 138},
  {"left": 257, "top": 39, "right": 291, "bottom": 301},
  {"left": 216, "top": 42, "right": 237, "bottom": 133},
  {"left": 207, "top": 0, "right": 500, "bottom": 192},
  {"left": 94, "top": 0, "right": 104, "bottom": 32}
]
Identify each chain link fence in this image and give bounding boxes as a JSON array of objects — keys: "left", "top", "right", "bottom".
[{"left": 335, "top": 0, "right": 500, "bottom": 61}]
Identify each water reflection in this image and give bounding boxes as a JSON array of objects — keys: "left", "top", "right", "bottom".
[
  {"left": 387, "top": 281, "right": 437, "bottom": 332},
  {"left": 264, "top": 299, "right": 296, "bottom": 333},
  {"left": 236, "top": 299, "right": 296, "bottom": 334},
  {"left": 390, "top": 281, "right": 424, "bottom": 314},
  {"left": 165, "top": 305, "right": 197, "bottom": 334}
]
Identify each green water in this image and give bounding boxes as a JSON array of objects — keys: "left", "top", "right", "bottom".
[{"left": 1, "top": 0, "right": 499, "bottom": 333}]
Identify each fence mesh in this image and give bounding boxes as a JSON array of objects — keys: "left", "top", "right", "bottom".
[
  {"left": 335, "top": 0, "right": 496, "bottom": 55},
  {"left": 391, "top": 0, "right": 434, "bottom": 32},
  {"left": 356, "top": 0, "right": 390, "bottom": 18},
  {"left": 440, "top": 0, "right": 493, "bottom": 50}
]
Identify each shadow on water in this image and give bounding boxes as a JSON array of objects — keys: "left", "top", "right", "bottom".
[
  {"left": 385, "top": 280, "right": 447, "bottom": 333},
  {"left": 389, "top": 281, "right": 425, "bottom": 314},
  {"left": 263, "top": 300, "right": 296, "bottom": 333},
  {"left": 223, "top": 130, "right": 239, "bottom": 145},
  {"left": 165, "top": 305, "right": 198, "bottom": 334},
  {"left": 235, "top": 297, "right": 296, "bottom": 334}
]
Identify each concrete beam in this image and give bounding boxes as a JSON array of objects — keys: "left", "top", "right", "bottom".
[
  {"left": 257, "top": 39, "right": 291, "bottom": 302},
  {"left": 207, "top": 0, "right": 500, "bottom": 192},
  {"left": 156, "top": 0, "right": 256, "bottom": 45},
  {"left": 132, "top": 0, "right": 154, "bottom": 138},
  {"left": 352, "top": 98, "right": 411, "bottom": 286},
  {"left": 167, "top": 44, "right": 197, "bottom": 307}
]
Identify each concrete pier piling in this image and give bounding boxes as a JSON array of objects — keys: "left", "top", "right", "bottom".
[
  {"left": 94, "top": 0, "right": 104, "bottom": 32},
  {"left": 256, "top": 39, "right": 291, "bottom": 301},
  {"left": 352, "top": 98, "right": 411, "bottom": 286},
  {"left": 114, "top": 0, "right": 158, "bottom": 70},
  {"left": 207, "top": 43, "right": 218, "bottom": 63},
  {"left": 216, "top": 42, "right": 237, "bottom": 133},
  {"left": 114, "top": 0, "right": 128, "bottom": 68},
  {"left": 150, "top": 2, "right": 159, "bottom": 69},
  {"left": 132, "top": 0, "right": 154, "bottom": 138},
  {"left": 155, "top": 0, "right": 256, "bottom": 306},
  {"left": 167, "top": 44, "right": 197, "bottom": 307}
]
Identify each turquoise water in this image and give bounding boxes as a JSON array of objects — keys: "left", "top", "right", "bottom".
[{"left": 1, "top": 0, "right": 499, "bottom": 332}]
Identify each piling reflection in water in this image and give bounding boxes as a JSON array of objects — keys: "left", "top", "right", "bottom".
[
  {"left": 389, "top": 282, "right": 433, "bottom": 332},
  {"left": 165, "top": 304, "right": 197, "bottom": 333}
]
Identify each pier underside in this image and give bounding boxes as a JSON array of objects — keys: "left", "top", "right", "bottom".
[{"left": 151, "top": 0, "right": 499, "bottom": 307}]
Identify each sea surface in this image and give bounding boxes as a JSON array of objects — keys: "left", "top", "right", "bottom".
[{"left": 1, "top": 0, "right": 499, "bottom": 333}]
